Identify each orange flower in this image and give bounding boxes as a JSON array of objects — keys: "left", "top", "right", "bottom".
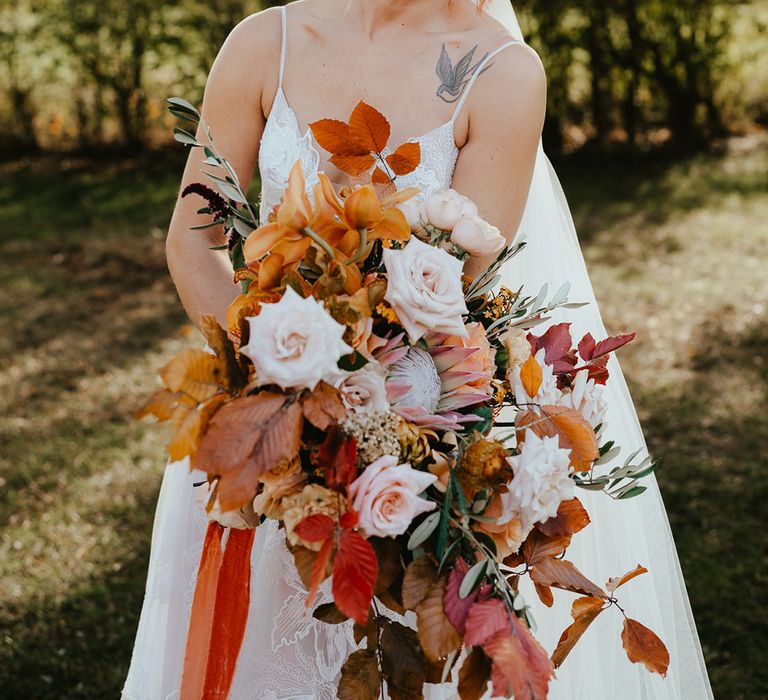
[{"left": 473, "top": 492, "right": 528, "bottom": 559}]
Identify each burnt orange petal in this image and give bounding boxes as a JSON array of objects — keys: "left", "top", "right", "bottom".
[
  {"left": 344, "top": 185, "right": 383, "bottom": 230},
  {"left": 371, "top": 206, "right": 411, "bottom": 241},
  {"left": 277, "top": 161, "right": 312, "bottom": 232},
  {"left": 273, "top": 237, "right": 312, "bottom": 265},
  {"left": 243, "top": 223, "right": 285, "bottom": 263},
  {"left": 343, "top": 261, "right": 363, "bottom": 294},
  {"left": 381, "top": 186, "right": 421, "bottom": 208},
  {"left": 257, "top": 253, "right": 284, "bottom": 290}
]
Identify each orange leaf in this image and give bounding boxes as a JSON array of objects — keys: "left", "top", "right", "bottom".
[
  {"left": 349, "top": 101, "right": 390, "bottom": 153},
  {"left": 520, "top": 354, "right": 543, "bottom": 398},
  {"left": 309, "top": 118, "right": 361, "bottom": 155},
  {"left": 457, "top": 647, "right": 491, "bottom": 700},
  {"left": 484, "top": 615, "right": 554, "bottom": 700},
  {"left": 538, "top": 405, "right": 600, "bottom": 470},
  {"left": 530, "top": 557, "right": 606, "bottom": 599},
  {"left": 415, "top": 577, "right": 462, "bottom": 662},
  {"left": 621, "top": 618, "right": 670, "bottom": 677},
  {"left": 332, "top": 529, "right": 378, "bottom": 624},
  {"left": 371, "top": 166, "right": 391, "bottom": 185},
  {"left": 551, "top": 596, "right": 606, "bottom": 668},
  {"left": 301, "top": 381, "right": 346, "bottom": 430},
  {"left": 537, "top": 497, "right": 591, "bottom": 538},
  {"left": 330, "top": 152, "right": 376, "bottom": 177},
  {"left": 135, "top": 389, "right": 182, "bottom": 421},
  {"left": 402, "top": 556, "right": 437, "bottom": 610},
  {"left": 168, "top": 399, "right": 205, "bottom": 461},
  {"left": 160, "top": 348, "right": 223, "bottom": 403},
  {"left": 386, "top": 142, "right": 421, "bottom": 176},
  {"left": 606, "top": 565, "right": 648, "bottom": 593}
]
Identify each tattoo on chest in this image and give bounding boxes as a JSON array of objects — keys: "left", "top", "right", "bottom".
[{"left": 435, "top": 44, "right": 491, "bottom": 104}]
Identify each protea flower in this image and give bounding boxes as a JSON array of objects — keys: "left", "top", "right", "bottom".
[{"left": 375, "top": 322, "right": 496, "bottom": 430}]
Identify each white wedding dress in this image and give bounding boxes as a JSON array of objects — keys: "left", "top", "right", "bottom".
[{"left": 122, "top": 4, "right": 713, "bottom": 699}]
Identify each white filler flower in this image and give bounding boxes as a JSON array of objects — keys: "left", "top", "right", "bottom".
[
  {"left": 501, "top": 429, "right": 574, "bottom": 530},
  {"left": 240, "top": 286, "right": 352, "bottom": 391}
]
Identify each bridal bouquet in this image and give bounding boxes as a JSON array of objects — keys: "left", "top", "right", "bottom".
[{"left": 137, "top": 97, "right": 669, "bottom": 699}]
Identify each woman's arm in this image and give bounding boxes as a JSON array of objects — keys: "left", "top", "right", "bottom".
[
  {"left": 165, "top": 10, "right": 280, "bottom": 329},
  {"left": 449, "top": 44, "right": 547, "bottom": 278}
]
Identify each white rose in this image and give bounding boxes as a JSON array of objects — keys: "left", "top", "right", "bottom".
[
  {"left": 397, "top": 198, "right": 426, "bottom": 234},
  {"left": 559, "top": 370, "right": 607, "bottom": 430},
  {"left": 334, "top": 362, "right": 390, "bottom": 414},
  {"left": 423, "top": 189, "right": 478, "bottom": 231},
  {"left": 451, "top": 213, "right": 506, "bottom": 258},
  {"left": 510, "top": 348, "right": 562, "bottom": 404},
  {"left": 382, "top": 237, "right": 469, "bottom": 343},
  {"left": 349, "top": 455, "right": 438, "bottom": 538},
  {"left": 240, "top": 286, "right": 352, "bottom": 391},
  {"left": 500, "top": 430, "right": 574, "bottom": 529}
]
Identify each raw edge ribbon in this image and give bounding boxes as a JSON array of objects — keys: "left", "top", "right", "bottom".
[{"left": 181, "top": 522, "right": 256, "bottom": 699}]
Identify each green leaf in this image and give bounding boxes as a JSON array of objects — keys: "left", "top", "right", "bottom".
[
  {"left": 408, "top": 511, "right": 440, "bottom": 550},
  {"left": 167, "top": 96, "right": 200, "bottom": 116},
  {"left": 459, "top": 559, "right": 487, "bottom": 599},
  {"left": 338, "top": 351, "right": 369, "bottom": 372},
  {"left": 616, "top": 485, "right": 648, "bottom": 499},
  {"left": 451, "top": 471, "right": 470, "bottom": 516},
  {"left": 173, "top": 127, "right": 199, "bottom": 146},
  {"left": 436, "top": 485, "right": 453, "bottom": 559}
]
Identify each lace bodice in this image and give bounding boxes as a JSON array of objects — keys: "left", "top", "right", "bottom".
[{"left": 257, "top": 6, "right": 520, "bottom": 225}]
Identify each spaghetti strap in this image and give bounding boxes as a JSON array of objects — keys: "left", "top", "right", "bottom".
[
  {"left": 278, "top": 5, "right": 287, "bottom": 88},
  {"left": 450, "top": 39, "right": 523, "bottom": 123}
]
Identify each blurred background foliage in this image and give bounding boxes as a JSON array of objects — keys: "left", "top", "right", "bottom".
[
  {"left": 1, "top": 1, "right": 767, "bottom": 699},
  {"left": 0, "top": 0, "right": 765, "bottom": 155}
]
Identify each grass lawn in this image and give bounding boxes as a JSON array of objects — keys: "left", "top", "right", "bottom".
[{"left": 1, "top": 138, "right": 766, "bottom": 698}]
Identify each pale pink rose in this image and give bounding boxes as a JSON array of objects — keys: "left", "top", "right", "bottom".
[
  {"left": 382, "top": 237, "right": 468, "bottom": 343},
  {"left": 423, "top": 189, "right": 478, "bottom": 231},
  {"left": 397, "top": 198, "right": 426, "bottom": 234},
  {"left": 240, "top": 286, "right": 352, "bottom": 391},
  {"left": 335, "top": 363, "right": 390, "bottom": 413},
  {"left": 451, "top": 213, "right": 506, "bottom": 258},
  {"left": 349, "top": 455, "right": 438, "bottom": 537},
  {"left": 500, "top": 327, "right": 531, "bottom": 372}
]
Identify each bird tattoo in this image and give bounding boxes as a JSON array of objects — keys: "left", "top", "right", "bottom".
[{"left": 435, "top": 43, "right": 491, "bottom": 103}]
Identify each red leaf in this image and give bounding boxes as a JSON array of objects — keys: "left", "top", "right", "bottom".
[
  {"left": 317, "top": 426, "right": 358, "bottom": 489},
  {"left": 621, "top": 618, "right": 670, "bottom": 677},
  {"left": 443, "top": 558, "right": 476, "bottom": 635},
  {"left": 294, "top": 513, "right": 336, "bottom": 543},
  {"left": 484, "top": 616, "right": 554, "bottom": 700},
  {"left": 528, "top": 323, "right": 575, "bottom": 373},
  {"left": 464, "top": 598, "right": 511, "bottom": 647},
  {"left": 340, "top": 510, "right": 359, "bottom": 530},
  {"left": 577, "top": 332, "right": 596, "bottom": 361},
  {"left": 307, "top": 538, "right": 334, "bottom": 608},
  {"left": 586, "top": 355, "right": 610, "bottom": 385},
  {"left": 333, "top": 529, "right": 378, "bottom": 624},
  {"left": 592, "top": 332, "right": 636, "bottom": 359}
]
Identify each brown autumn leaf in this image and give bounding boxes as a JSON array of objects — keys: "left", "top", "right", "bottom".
[
  {"left": 371, "top": 166, "right": 391, "bottom": 185},
  {"left": 292, "top": 545, "right": 325, "bottom": 590},
  {"left": 349, "top": 101, "right": 390, "bottom": 153},
  {"left": 621, "top": 618, "right": 670, "bottom": 677},
  {"left": 415, "top": 577, "right": 462, "bottom": 662},
  {"left": 313, "top": 602, "right": 348, "bottom": 624},
  {"left": 385, "top": 142, "right": 421, "bottom": 176},
  {"left": 606, "top": 565, "right": 648, "bottom": 593},
  {"left": 371, "top": 537, "right": 403, "bottom": 595},
  {"left": 520, "top": 354, "right": 543, "bottom": 398},
  {"left": 484, "top": 614, "right": 554, "bottom": 700},
  {"left": 457, "top": 646, "right": 491, "bottom": 700},
  {"left": 309, "top": 118, "right": 357, "bottom": 154},
  {"left": 402, "top": 555, "right": 437, "bottom": 610},
  {"left": 551, "top": 596, "right": 606, "bottom": 668},
  {"left": 329, "top": 152, "right": 377, "bottom": 177},
  {"left": 522, "top": 529, "right": 571, "bottom": 564},
  {"left": 531, "top": 557, "right": 606, "bottom": 599},
  {"left": 537, "top": 497, "right": 591, "bottom": 538},
  {"left": 199, "top": 314, "right": 244, "bottom": 391},
  {"left": 301, "top": 381, "right": 346, "bottom": 430},
  {"left": 159, "top": 347, "right": 223, "bottom": 403},
  {"left": 338, "top": 648, "right": 381, "bottom": 700},
  {"left": 380, "top": 620, "right": 428, "bottom": 697},
  {"left": 135, "top": 388, "right": 182, "bottom": 421},
  {"left": 167, "top": 398, "right": 204, "bottom": 462}
]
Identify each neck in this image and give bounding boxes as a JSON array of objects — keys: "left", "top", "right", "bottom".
[{"left": 345, "top": 0, "right": 466, "bottom": 38}]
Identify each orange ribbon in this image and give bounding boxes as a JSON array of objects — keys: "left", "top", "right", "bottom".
[{"left": 181, "top": 522, "right": 256, "bottom": 699}]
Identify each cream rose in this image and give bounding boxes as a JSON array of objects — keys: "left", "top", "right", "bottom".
[
  {"left": 240, "top": 286, "right": 352, "bottom": 391},
  {"left": 382, "top": 237, "right": 468, "bottom": 343},
  {"left": 349, "top": 455, "right": 438, "bottom": 538},
  {"left": 450, "top": 213, "right": 506, "bottom": 258},
  {"left": 397, "top": 197, "right": 426, "bottom": 235},
  {"left": 423, "top": 189, "right": 478, "bottom": 231},
  {"left": 500, "top": 327, "right": 532, "bottom": 372},
  {"left": 334, "top": 362, "right": 390, "bottom": 414},
  {"left": 500, "top": 430, "right": 574, "bottom": 530}
]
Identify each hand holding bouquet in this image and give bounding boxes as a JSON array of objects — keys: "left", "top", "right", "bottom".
[{"left": 137, "top": 98, "right": 668, "bottom": 699}]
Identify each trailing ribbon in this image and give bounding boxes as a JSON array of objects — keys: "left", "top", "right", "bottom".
[{"left": 181, "top": 522, "right": 256, "bottom": 699}]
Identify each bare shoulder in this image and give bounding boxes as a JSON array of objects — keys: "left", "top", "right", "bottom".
[{"left": 468, "top": 41, "right": 546, "bottom": 134}]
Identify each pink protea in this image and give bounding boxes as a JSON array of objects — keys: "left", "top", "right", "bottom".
[{"left": 375, "top": 324, "right": 495, "bottom": 430}]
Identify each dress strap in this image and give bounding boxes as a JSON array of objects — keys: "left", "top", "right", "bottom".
[
  {"left": 450, "top": 39, "right": 523, "bottom": 123},
  {"left": 278, "top": 5, "right": 287, "bottom": 88}
]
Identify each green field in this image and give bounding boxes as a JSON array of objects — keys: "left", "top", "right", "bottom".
[{"left": 1, "top": 138, "right": 766, "bottom": 698}]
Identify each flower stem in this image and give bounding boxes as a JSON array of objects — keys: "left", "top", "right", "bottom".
[{"left": 302, "top": 226, "right": 336, "bottom": 261}]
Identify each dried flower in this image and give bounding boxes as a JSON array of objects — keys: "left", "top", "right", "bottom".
[
  {"left": 458, "top": 439, "right": 513, "bottom": 495},
  {"left": 341, "top": 410, "right": 401, "bottom": 465},
  {"left": 282, "top": 484, "right": 346, "bottom": 551}
]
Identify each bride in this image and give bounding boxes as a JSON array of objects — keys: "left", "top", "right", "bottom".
[{"left": 122, "top": 0, "right": 713, "bottom": 698}]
